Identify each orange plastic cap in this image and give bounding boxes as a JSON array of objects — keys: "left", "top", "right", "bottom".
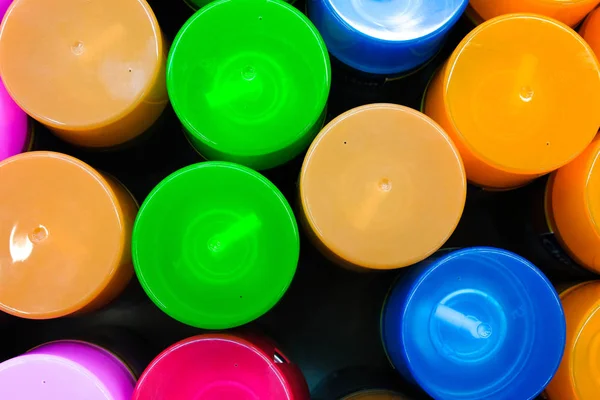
[
  {"left": 468, "top": 0, "right": 600, "bottom": 27},
  {"left": 580, "top": 7, "right": 600, "bottom": 60},
  {"left": 424, "top": 14, "right": 600, "bottom": 189},
  {"left": 0, "top": 0, "right": 168, "bottom": 148},
  {"left": 546, "top": 281, "right": 600, "bottom": 399},
  {"left": 547, "top": 135, "right": 600, "bottom": 273},
  {"left": 300, "top": 104, "right": 466, "bottom": 271},
  {"left": 0, "top": 152, "right": 137, "bottom": 318}
]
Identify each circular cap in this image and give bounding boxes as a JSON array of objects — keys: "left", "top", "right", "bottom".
[
  {"left": 548, "top": 135, "right": 600, "bottom": 273},
  {"left": 327, "top": 0, "right": 467, "bottom": 41},
  {"left": 167, "top": 0, "right": 330, "bottom": 170},
  {"left": 546, "top": 281, "right": 600, "bottom": 399},
  {"left": 134, "top": 334, "right": 303, "bottom": 400},
  {"left": 300, "top": 104, "right": 466, "bottom": 270},
  {"left": 383, "top": 247, "right": 566, "bottom": 400},
  {"left": 0, "top": 79, "right": 29, "bottom": 162},
  {"left": 468, "top": 0, "right": 600, "bottom": 27},
  {"left": 132, "top": 162, "right": 299, "bottom": 329},
  {"left": 0, "top": 341, "right": 135, "bottom": 400},
  {"left": 581, "top": 6, "right": 600, "bottom": 59},
  {"left": 0, "top": 152, "right": 130, "bottom": 318},
  {"left": 0, "top": 0, "right": 163, "bottom": 132},
  {"left": 439, "top": 14, "right": 600, "bottom": 187}
]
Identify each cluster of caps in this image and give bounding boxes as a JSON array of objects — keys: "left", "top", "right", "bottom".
[{"left": 0, "top": 0, "right": 599, "bottom": 399}]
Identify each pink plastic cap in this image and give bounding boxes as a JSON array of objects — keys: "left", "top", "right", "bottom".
[
  {"left": 0, "top": 341, "right": 136, "bottom": 399},
  {"left": 134, "top": 333, "right": 309, "bottom": 400}
]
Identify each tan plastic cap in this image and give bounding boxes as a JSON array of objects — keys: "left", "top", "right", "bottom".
[
  {"left": 0, "top": 152, "right": 137, "bottom": 318},
  {"left": 0, "top": 0, "right": 168, "bottom": 148},
  {"left": 300, "top": 104, "right": 466, "bottom": 270}
]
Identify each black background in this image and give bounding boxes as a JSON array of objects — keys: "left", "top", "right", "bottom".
[{"left": 1, "top": 1, "right": 574, "bottom": 399}]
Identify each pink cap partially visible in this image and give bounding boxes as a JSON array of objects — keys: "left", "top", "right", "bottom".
[
  {"left": 0, "top": 341, "right": 136, "bottom": 400},
  {"left": 0, "top": 74, "right": 29, "bottom": 162},
  {"left": 134, "top": 334, "right": 310, "bottom": 400},
  {"left": 0, "top": 0, "right": 29, "bottom": 162},
  {"left": 0, "top": 0, "right": 13, "bottom": 18}
]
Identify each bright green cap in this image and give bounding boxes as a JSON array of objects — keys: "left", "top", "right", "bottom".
[
  {"left": 167, "top": 0, "right": 331, "bottom": 170},
  {"left": 184, "top": 0, "right": 296, "bottom": 11},
  {"left": 132, "top": 162, "right": 300, "bottom": 329}
]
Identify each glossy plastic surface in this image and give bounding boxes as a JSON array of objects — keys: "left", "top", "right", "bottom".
[
  {"left": 424, "top": 14, "right": 600, "bottom": 189},
  {"left": 0, "top": 0, "right": 12, "bottom": 16},
  {"left": 167, "top": 0, "right": 330, "bottom": 170},
  {"left": 0, "top": 152, "right": 137, "bottom": 319},
  {"left": 0, "top": 0, "right": 168, "bottom": 148},
  {"left": 300, "top": 104, "right": 466, "bottom": 270},
  {"left": 185, "top": 0, "right": 295, "bottom": 10},
  {"left": 0, "top": 341, "right": 135, "bottom": 400},
  {"left": 580, "top": 7, "right": 600, "bottom": 60},
  {"left": 546, "top": 281, "right": 600, "bottom": 400},
  {"left": 381, "top": 247, "right": 566, "bottom": 400},
  {"left": 133, "top": 334, "right": 310, "bottom": 400},
  {"left": 308, "top": 0, "right": 468, "bottom": 75},
  {"left": 132, "top": 162, "right": 300, "bottom": 329},
  {"left": 468, "top": 0, "right": 600, "bottom": 27},
  {"left": 546, "top": 135, "right": 600, "bottom": 274},
  {"left": 0, "top": 78, "right": 29, "bottom": 162}
]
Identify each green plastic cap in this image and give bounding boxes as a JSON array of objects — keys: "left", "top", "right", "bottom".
[
  {"left": 132, "top": 162, "right": 300, "bottom": 329},
  {"left": 184, "top": 0, "right": 296, "bottom": 11},
  {"left": 167, "top": 0, "right": 331, "bottom": 170}
]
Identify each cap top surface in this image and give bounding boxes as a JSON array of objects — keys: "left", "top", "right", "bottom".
[
  {"left": 132, "top": 162, "right": 299, "bottom": 329},
  {"left": 0, "top": 152, "right": 125, "bottom": 318},
  {"left": 301, "top": 104, "right": 465, "bottom": 269},
  {"left": 0, "top": 0, "right": 162, "bottom": 128},
  {"left": 445, "top": 14, "right": 600, "bottom": 174}
]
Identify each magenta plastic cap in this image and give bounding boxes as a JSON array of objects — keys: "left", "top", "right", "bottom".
[
  {"left": 0, "top": 341, "right": 136, "bottom": 399},
  {"left": 0, "top": 72, "right": 29, "bottom": 162},
  {"left": 134, "top": 334, "right": 310, "bottom": 399}
]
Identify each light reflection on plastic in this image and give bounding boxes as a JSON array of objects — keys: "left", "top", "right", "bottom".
[{"left": 9, "top": 225, "right": 32, "bottom": 263}]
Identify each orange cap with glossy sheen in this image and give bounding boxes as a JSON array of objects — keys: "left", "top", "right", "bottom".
[
  {"left": 545, "top": 281, "right": 600, "bottom": 399},
  {"left": 546, "top": 135, "right": 600, "bottom": 274},
  {"left": 300, "top": 104, "right": 466, "bottom": 271},
  {"left": 580, "top": 7, "right": 600, "bottom": 59},
  {"left": 468, "top": 0, "right": 600, "bottom": 27},
  {"left": 0, "top": 0, "right": 168, "bottom": 148},
  {"left": 0, "top": 152, "right": 138, "bottom": 319},
  {"left": 424, "top": 14, "right": 600, "bottom": 190},
  {"left": 343, "top": 391, "right": 408, "bottom": 400}
]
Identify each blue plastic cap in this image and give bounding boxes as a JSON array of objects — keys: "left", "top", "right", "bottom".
[
  {"left": 308, "top": 0, "right": 468, "bottom": 75},
  {"left": 381, "top": 247, "right": 566, "bottom": 400}
]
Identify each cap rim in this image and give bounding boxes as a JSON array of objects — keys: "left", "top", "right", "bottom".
[
  {"left": 132, "top": 161, "right": 299, "bottom": 329},
  {"left": 0, "top": 151, "right": 128, "bottom": 319},
  {"left": 166, "top": 0, "right": 331, "bottom": 159}
]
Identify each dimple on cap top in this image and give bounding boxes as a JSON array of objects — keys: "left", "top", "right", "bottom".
[
  {"left": 300, "top": 104, "right": 466, "bottom": 270},
  {"left": 0, "top": 152, "right": 137, "bottom": 319},
  {"left": 381, "top": 247, "right": 566, "bottom": 400},
  {"left": 424, "top": 14, "right": 600, "bottom": 189},
  {"left": 167, "top": 0, "right": 330, "bottom": 170},
  {"left": 132, "top": 162, "right": 299, "bottom": 329},
  {"left": 0, "top": 0, "right": 168, "bottom": 148}
]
